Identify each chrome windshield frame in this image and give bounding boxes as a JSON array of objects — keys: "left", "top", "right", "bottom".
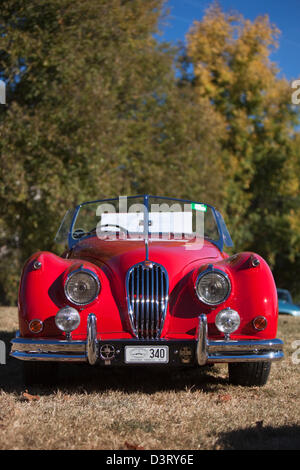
[{"left": 64, "top": 195, "right": 232, "bottom": 252}]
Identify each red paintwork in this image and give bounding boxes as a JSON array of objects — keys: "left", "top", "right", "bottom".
[{"left": 18, "top": 236, "right": 279, "bottom": 341}]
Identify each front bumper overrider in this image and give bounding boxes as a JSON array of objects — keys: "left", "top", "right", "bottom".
[{"left": 10, "top": 313, "right": 284, "bottom": 365}]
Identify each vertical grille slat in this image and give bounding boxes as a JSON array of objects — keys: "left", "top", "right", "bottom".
[
  {"left": 150, "top": 267, "right": 154, "bottom": 339},
  {"left": 131, "top": 270, "right": 135, "bottom": 329},
  {"left": 155, "top": 266, "right": 159, "bottom": 337},
  {"left": 135, "top": 265, "right": 140, "bottom": 333},
  {"left": 141, "top": 266, "right": 145, "bottom": 337},
  {"left": 127, "top": 262, "right": 169, "bottom": 340},
  {"left": 145, "top": 267, "right": 150, "bottom": 339},
  {"left": 160, "top": 269, "right": 164, "bottom": 331}
]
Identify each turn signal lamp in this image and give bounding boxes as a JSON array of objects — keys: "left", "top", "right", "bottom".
[
  {"left": 29, "top": 319, "right": 43, "bottom": 334},
  {"left": 253, "top": 316, "right": 267, "bottom": 331}
]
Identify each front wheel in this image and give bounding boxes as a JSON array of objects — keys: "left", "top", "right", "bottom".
[
  {"left": 228, "top": 361, "right": 271, "bottom": 386},
  {"left": 22, "top": 362, "right": 59, "bottom": 387}
]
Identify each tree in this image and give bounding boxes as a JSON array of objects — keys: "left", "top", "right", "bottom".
[
  {"left": 0, "top": 0, "right": 224, "bottom": 303},
  {"left": 185, "top": 2, "right": 300, "bottom": 288}
]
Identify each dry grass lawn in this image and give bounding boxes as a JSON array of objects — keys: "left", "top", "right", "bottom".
[{"left": 0, "top": 307, "right": 299, "bottom": 450}]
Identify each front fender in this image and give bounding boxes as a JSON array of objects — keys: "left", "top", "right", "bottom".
[
  {"left": 18, "top": 251, "right": 125, "bottom": 339},
  {"left": 200, "top": 252, "right": 278, "bottom": 339}
]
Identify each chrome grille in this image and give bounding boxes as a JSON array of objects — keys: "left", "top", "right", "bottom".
[{"left": 126, "top": 262, "right": 169, "bottom": 339}]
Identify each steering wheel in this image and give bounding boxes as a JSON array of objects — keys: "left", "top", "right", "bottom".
[{"left": 95, "top": 224, "right": 130, "bottom": 237}]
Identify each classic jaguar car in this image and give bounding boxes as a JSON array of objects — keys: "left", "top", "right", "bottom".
[{"left": 11, "top": 195, "right": 284, "bottom": 386}]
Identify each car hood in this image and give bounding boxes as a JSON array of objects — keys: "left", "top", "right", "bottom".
[{"left": 70, "top": 236, "right": 225, "bottom": 281}]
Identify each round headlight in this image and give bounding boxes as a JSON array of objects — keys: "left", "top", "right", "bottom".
[
  {"left": 195, "top": 270, "right": 231, "bottom": 305},
  {"left": 55, "top": 306, "right": 80, "bottom": 332},
  {"left": 65, "top": 269, "right": 100, "bottom": 305},
  {"left": 215, "top": 308, "right": 240, "bottom": 334}
]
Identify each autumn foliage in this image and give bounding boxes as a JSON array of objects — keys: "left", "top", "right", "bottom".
[
  {"left": 185, "top": 3, "right": 300, "bottom": 291},
  {"left": 0, "top": 0, "right": 299, "bottom": 303}
]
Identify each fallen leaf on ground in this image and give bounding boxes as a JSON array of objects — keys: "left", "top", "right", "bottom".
[
  {"left": 124, "top": 441, "right": 145, "bottom": 450},
  {"left": 22, "top": 391, "right": 40, "bottom": 402},
  {"left": 62, "top": 395, "right": 72, "bottom": 401},
  {"left": 217, "top": 394, "right": 232, "bottom": 403}
]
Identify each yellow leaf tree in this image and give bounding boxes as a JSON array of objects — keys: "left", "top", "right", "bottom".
[{"left": 186, "top": 2, "right": 300, "bottom": 289}]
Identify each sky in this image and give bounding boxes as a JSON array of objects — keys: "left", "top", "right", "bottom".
[{"left": 157, "top": 0, "right": 300, "bottom": 81}]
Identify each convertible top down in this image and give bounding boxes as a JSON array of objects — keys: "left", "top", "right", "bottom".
[{"left": 11, "top": 195, "right": 283, "bottom": 386}]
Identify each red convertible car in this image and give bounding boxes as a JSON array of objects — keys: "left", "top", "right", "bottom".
[{"left": 11, "top": 196, "right": 283, "bottom": 386}]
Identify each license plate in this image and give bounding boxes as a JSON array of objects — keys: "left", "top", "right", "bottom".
[{"left": 125, "top": 346, "right": 169, "bottom": 364}]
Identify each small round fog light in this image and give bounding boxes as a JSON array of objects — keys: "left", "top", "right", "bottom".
[
  {"left": 29, "top": 319, "right": 43, "bottom": 334},
  {"left": 215, "top": 308, "right": 240, "bottom": 335},
  {"left": 253, "top": 316, "right": 267, "bottom": 331},
  {"left": 55, "top": 307, "right": 80, "bottom": 333}
]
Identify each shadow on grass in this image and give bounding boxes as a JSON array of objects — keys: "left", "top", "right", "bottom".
[
  {"left": 217, "top": 424, "right": 300, "bottom": 450},
  {"left": 0, "top": 330, "right": 228, "bottom": 395}
]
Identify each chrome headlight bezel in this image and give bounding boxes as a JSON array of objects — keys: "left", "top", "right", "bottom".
[
  {"left": 64, "top": 268, "right": 100, "bottom": 306},
  {"left": 195, "top": 268, "right": 231, "bottom": 306}
]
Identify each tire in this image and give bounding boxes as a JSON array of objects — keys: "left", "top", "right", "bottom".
[
  {"left": 228, "top": 361, "right": 271, "bottom": 386},
  {"left": 22, "top": 361, "right": 59, "bottom": 387}
]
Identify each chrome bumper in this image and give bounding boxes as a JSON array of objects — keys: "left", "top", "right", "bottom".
[
  {"left": 10, "top": 313, "right": 98, "bottom": 363},
  {"left": 196, "top": 314, "right": 284, "bottom": 365},
  {"left": 10, "top": 313, "right": 284, "bottom": 365}
]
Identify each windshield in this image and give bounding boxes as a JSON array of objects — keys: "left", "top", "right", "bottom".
[
  {"left": 55, "top": 195, "right": 233, "bottom": 252},
  {"left": 277, "top": 290, "right": 292, "bottom": 303}
]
